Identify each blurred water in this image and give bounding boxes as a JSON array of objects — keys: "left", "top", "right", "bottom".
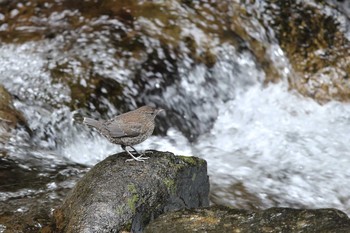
[
  {"left": 196, "top": 82, "right": 350, "bottom": 210},
  {"left": 1, "top": 35, "right": 350, "bottom": 214},
  {"left": 2, "top": 37, "right": 350, "bottom": 214}
]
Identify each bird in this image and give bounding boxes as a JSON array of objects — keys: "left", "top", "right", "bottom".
[{"left": 83, "top": 106, "right": 164, "bottom": 162}]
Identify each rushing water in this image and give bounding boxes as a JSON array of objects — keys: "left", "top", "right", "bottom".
[
  {"left": 1, "top": 1, "right": 350, "bottom": 230},
  {"left": 2, "top": 38, "right": 350, "bottom": 215}
]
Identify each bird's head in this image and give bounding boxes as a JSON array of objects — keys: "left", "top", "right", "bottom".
[{"left": 138, "top": 106, "right": 164, "bottom": 117}]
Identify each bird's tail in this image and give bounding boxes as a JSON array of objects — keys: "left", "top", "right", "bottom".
[{"left": 83, "top": 117, "right": 102, "bottom": 129}]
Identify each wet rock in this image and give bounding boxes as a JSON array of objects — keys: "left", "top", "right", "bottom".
[
  {"left": 0, "top": 85, "right": 30, "bottom": 138},
  {"left": 50, "top": 151, "right": 209, "bottom": 233},
  {"left": 145, "top": 206, "right": 350, "bottom": 233},
  {"left": 232, "top": 1, "right": 350, "bottom": 102},
  {"left": 268, "top": 1, "right": 350, "bottom": 103},
  {"left": 0, "top": 157, "right": 87, "bottom": 233}
]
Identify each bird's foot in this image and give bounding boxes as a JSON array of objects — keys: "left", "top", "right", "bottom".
[
  {"left": 125, "top": 152, "right": 149, "bottom": 162},
  {"left": 125, "top": 155, "right": 149, "bottom": 162}
]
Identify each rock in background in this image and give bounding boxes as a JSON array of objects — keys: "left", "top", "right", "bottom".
[{"left": 0, "top": 84, "right": 30, "bottom": 145}]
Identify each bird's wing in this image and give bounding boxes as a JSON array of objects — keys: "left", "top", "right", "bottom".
[{"left": 104, "top": 121, "right": 142, "bottom": 138}]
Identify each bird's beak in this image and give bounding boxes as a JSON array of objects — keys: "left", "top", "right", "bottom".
[{"left": 156, "top": 108, "right": 165, "bottom": 115}]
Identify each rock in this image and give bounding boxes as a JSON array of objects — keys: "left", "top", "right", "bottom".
[
  {"left": 145, "top": 206, "right": 350, "bottom": 233},
  {"left": 50, "top": 151, "right": 209, "bottom": 233},
  {"left": 227, "top": 1, "right": 350, "bottom": 102},
  {"left": 0, "top": 85, "right": 30, "bottom": 141},
  {"left": 0, "top": 157, "right": 87, "bottom": 233}
]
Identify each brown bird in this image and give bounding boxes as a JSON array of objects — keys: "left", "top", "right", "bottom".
[{"left": 83, "top": 106, "right": 164, "bottom": 162}]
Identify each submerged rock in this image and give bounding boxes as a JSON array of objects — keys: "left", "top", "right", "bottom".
[
  {"left": 232, "top": 1, "right": 350, "bottom": 102},
  {"left": 145, "top": 206, "right": 350, "bottom": 233},
  {"left": 0, "top": 85, "right": 30, "bottom": 142},
  {"left": 50, "top": 151, "right": 209, "bottom": 233}
]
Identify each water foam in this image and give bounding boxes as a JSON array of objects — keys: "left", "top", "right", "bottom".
[{"left": 195, "top": 82, "right": 350, "bottom": 212}]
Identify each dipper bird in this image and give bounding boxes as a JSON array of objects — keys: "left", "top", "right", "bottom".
[{"left": 83, "top": 106, "right": 164, "bottom": 162}]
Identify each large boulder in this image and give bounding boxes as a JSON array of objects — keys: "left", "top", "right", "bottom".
[
  {"left": 50, "top": 151, "right": 209, "bottom": 233},
  {"left": 145, "top": 206, "right": 350, "bottom": 233}
]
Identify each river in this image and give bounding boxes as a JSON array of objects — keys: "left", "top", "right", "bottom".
[{"left": 0, "top": 0, "right": 350, "bottom": 231}]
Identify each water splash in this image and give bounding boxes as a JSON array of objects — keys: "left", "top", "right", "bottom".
[{"left": 195, "top": 82, "right": 350, "bottom": 211}]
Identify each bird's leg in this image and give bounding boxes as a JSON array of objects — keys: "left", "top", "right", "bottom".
[
  {"left": 121, "top": 145, "right": 149, "bottom": 162},
  {"left": 129, "top": 145, "right": 141, "bottom": 155}
]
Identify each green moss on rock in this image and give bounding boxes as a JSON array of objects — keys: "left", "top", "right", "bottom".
[
  {"left": 179, "top": 156, "right": 203, "bottom": 166},
  {"left": 127, "top": 184, "right": 139, "bottom": 212},
  {"left": 163, "top": 178, "right": 176, "bottom": 194}
]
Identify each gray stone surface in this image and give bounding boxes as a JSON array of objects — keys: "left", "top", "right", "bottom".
[
  {"left": 145, "top": 206, "right": 350, "bottom": 233},
  {"left": 52, "top": 151, "right": 209, "bottom": 233}
]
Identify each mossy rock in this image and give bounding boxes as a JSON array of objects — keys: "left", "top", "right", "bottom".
[{"left": 50, "top": 151, "right": 209, "bottom": 233}]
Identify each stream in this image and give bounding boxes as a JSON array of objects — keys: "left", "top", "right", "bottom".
[{"left": 0, "top": 0, "right": 350, "bottom": 231}]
